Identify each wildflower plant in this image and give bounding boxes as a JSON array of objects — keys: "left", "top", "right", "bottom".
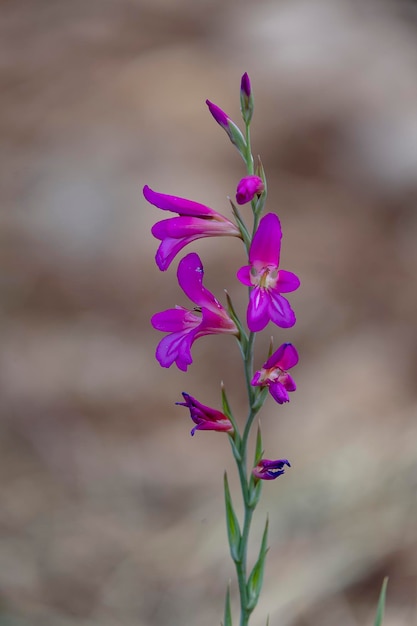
[
  {"left": 144, "top": 72, "right": 389, "bottom": 626},
  {"left": 144, "top": 73, "right": 299, "bottom": 626}
]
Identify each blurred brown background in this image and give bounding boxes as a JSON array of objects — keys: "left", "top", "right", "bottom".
[{"left": 1, "top": 0, "right": 417, "bottom": 624}]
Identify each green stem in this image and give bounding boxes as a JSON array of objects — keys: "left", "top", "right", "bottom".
[
  {"left": 227, "top": 115, "right": 266, "bottom": 626},
  {"left": 232, "top": 330, "right": 261, "bottom": 626},
  {"left": 245, "top": 124, "right": 254, "bottom": 175}
]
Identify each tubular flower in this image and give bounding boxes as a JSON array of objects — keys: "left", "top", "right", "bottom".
[
  {"left": 151, "top": 253, "right": 238, "bottom": 371},
  {"left": 236, "top": 175, "right": 264, "bottom": 205},
  {"left": 252, "top": 458, "right": 291, "bottom": 481},
  {"left": 144, "top": 185, "right": 241, "bottom": 271},
  {"left": 176, "top": 392, "right": 234, "bottom": 436},
  {"left": 252, "top": 343, "right": 298, "bottom": 404},
  {"left": 237, "top": 213, "right": 300, "bottom": 331}
]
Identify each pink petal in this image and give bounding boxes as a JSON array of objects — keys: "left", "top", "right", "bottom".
[
  {"left": 269, "top": 382, "right": 290, "bottom": 404},
  {"left": 249, "top": 213, "right": 282, "bottom": 267},
  {"left": 155, "top": 235, "right": 201, "bottom": 271},
  {"left": 236, "top": 265, "right": 252, "bottom": 286},
  {"left": 268, "top": 291, "right": 296, "bottom": 328},
  {"left": 177, "top": 253, "right": 221, "bottom": 312},
  {"left": 264, "top": 343, "right": 298, "bottom": 370},
  {"left": 279, "top": 344, "right": 299, "bottom": 370},
  {"left": 251, "top": 371, "right": 262, "bottom": 386},
  {"left": 282, "top": 373, "right": 297, "bottom": 392},
  {"left": 151, "top": 308, "right": 194, "bottom": 332},
  {"left": 143, "top": 185, "right": 217, "bottom": 217},
  {"left": 155, "top": 331, "right": 195, "bottom": 371},
  {"left": 198, "top": 306, "right": 236, "bottom": 335},
  {"left": 152, "top": 217, "right": 237, "bottom": 239},
  {"left": 247, "top": 287, "right": 271, "bottom": 332},
  {"left": 276, "top": 270, "right": 300, "bottom": 293}
]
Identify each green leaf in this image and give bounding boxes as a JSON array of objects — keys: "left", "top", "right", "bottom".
[
  {"left": 374, "top": 577, "right": 388, "bottom": 626},
  {"left": 224, "top": 472, "right": 242, "bottom": 563},
  {"left": 247, "top": 516, "right": 269, "bottom": 611},
  {"left": 223, "top": 583, "right": 233, "bottom": 626}
]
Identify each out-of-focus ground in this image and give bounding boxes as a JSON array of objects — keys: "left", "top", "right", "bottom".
[{"left": 1, "top": 0, "right": 417, "bottom": 624}]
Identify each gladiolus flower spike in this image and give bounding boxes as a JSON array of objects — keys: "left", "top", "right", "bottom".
[
  {"left": 151, "top": 253, "right": 238, "bottom": 371},
  {"left": 146, "top": 73, "right": 308, "bottom": 626},
  {"left": 143, "top": 185, "right": 241, "bottom": 271},
  {"left": 253, "top": 458, "right": 291, "bottom": 481},
  {"left": 237, "top": 213, "right": 300, "bottom": 332},
  {"left": 177, "top": 392, "right": 234, "bottom": 436},
  {"left": 252, "top": 343, "right": 298, "bottom": 404}
]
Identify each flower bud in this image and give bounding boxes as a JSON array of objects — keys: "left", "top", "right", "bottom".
[
  {"left": 206, "top": 99, "right": 247, "bottom": 157},
  {"left": 240, "top": 72, "right": 254, "bottom": 124},
  {"left": 236, "top": 175, "right": 264, "bottom": 205}
]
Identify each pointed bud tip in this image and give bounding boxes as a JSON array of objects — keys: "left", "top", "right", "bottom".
[{"left": 240, "top": 72, "right": 251, "bottom": 97}]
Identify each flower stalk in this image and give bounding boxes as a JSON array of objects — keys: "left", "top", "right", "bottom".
[{"left": 145, "top": 74, "right": 300, "bottom": 626}]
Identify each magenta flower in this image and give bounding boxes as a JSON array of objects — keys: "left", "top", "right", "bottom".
[
  {"left": 237, "top": 213, "right": 300, "bottom": 331},
  {"left": 252, "top": 343, "right": 298, "bottom": 404},
  {"left": 252, "top": 458, "right": 291, "bottom": 481},
  {"left": 236, "top": 175, "right": 264, "bottom": 205},
  {"left": 177, "top": 392, "right": 234, "bottom": 436},
  {"left": 144, "top": 185, "right": 241, "bottom": 271},
  {"left": 151, "top": 253, "right": 238, "bottom": 371}
]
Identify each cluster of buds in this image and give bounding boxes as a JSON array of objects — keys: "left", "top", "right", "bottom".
[{"left": 143, "top": 73, "right": 300, "bottom": 481}]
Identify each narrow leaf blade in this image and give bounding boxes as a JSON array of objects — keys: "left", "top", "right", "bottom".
[
  {"left": 224, "top": 472, "right": 242, "bottom": 563},
  {"left": 374, "top": 577, "right": 388, "bottom": 626}
]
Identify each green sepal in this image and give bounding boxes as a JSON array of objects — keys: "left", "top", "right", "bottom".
[
  {"left": 248, "top": 476, "right": 263, "bottom": 509},
  {"left": 224, "top": 472, "right": 242, "bottom": 563},
  {"left": 227, "top": 120, "right": 247, "bottom": 162},
  {"left": 254, "top": 424, "right": 263, "bottom": 465},
  {"left": 240, "top": 93, "right": 254, "bottom": 126},
  {"left": 228, "top": 435, "right": 242, "bottom": 463},
  {"left": 248, "top": 427, "right": 264, "bottom": 508},
  {"left": 229, "top": 199, "right": 251, "bottom": 251},
  {"left": 221, "top": 382, "right": 239, "bottom": 437},
  {"left": 246, "top": 516, "right": 269, "bottom": 611},
  {"left": 251, "top": 386, "right": 269, "bottom": 413},
  {"left": 254, "top": 156, "right": 268, "bottom": 218},
  {"left": 225, "top": 291, "right": 248, "bottom": 354},
  {"left": 223, "top": 583, "right": 233, "bottom": 626},
  {"left": 374, "top": 577, "right": 388, "bottom": 626}
]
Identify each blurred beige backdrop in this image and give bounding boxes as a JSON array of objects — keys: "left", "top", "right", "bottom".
[{"left": 1, "top": 0, "right": 417, "bottom": 625}]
